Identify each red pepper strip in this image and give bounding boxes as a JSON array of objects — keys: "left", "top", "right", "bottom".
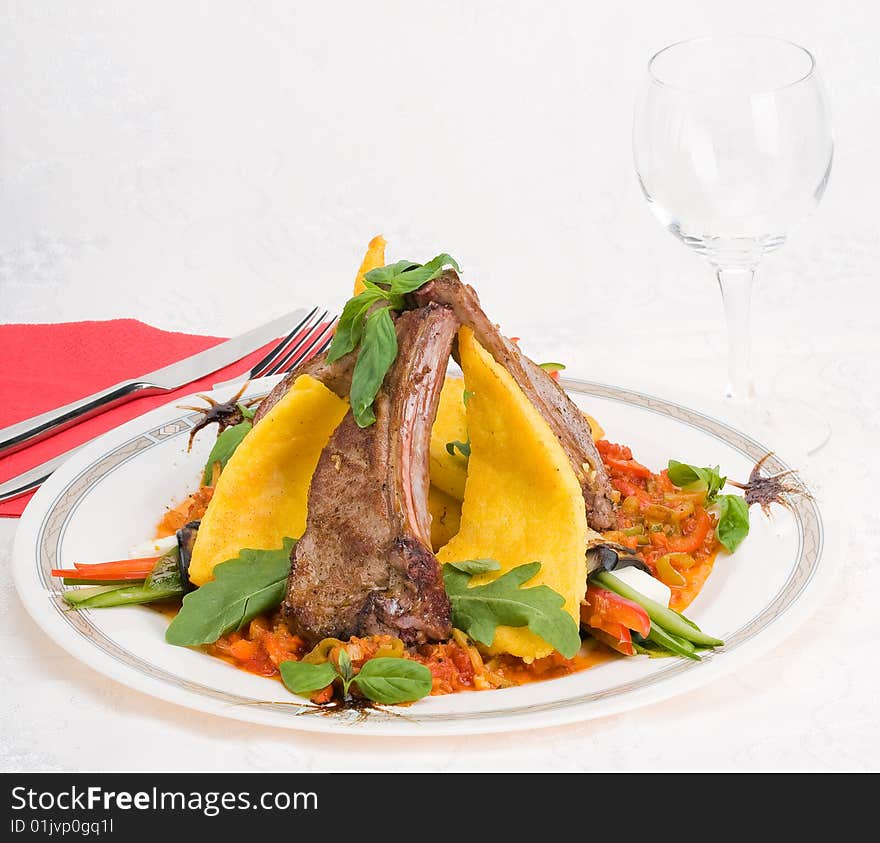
[
  {"left": 610, "top": 476, "right": 650, "bottom": 502},
  {"left": 604, "top": 456, "right": 652, "bottom": 479},
  {"left": 666, "top": 507, "right": 711, "bottom": 554},
  {"left": 588, "top": 625, "right": 635, "bottom": 656},
  {"left": 51, "top": 557, "right": 159, "bottom": 581},
  {"left": 582, "top": 586, "right": 651, "bottom": 638}
]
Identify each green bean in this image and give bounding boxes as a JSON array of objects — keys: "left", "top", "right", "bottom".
[
  {"left": 647, "top": 624, "right": 701, "bottom": 661},
  {"left": 593, "top": 571, "right": 723, "bottom": 648}
]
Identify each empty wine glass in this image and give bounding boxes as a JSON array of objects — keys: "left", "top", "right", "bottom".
[{"left": 633, "top": 36, "right": 833, "bottom": 452}]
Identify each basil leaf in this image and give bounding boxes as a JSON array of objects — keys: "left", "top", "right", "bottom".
[
  {"left": 353, "top": 657, "right": 433, "bottom": 704},
  {"left": 715, "top": 494, "right": 750, "bottom": 552},
  {"left": 165, "top": 538, "right": 295, "bottom": 646},
  {"left": 444, "top": 558, "right": 501, "bottom": 575},
  {"left": 445, "top": 439, "right": 471, "bottom": 458},
  {"left": 667, "top": 460, "right": 726, "bottom": 502},
  {"left": 202, "top": 420, "right": 252, "bottom": 485},
  {"left": 279, "top": 660, "right": 338, "bottom": 696},
  {"left": 363, "top": 260, "right": 421, "bottom": 287},
  {"left": 350, "top": 307, "right": 398, "bottom": 427},
  {"left": 442, "top": 562, "right": 581, "bottom": 659},
  {"left": 386, "top": 253, "right": 460, "bottom": 296},
  {"left": 327, "top": 289, "right": 383, "bottom": 363}
]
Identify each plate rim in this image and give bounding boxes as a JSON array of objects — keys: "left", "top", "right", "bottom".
[{"left": 12, "top": 375, "right": 828, "bottom": 736}]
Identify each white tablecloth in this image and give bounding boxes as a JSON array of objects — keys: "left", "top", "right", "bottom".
[{"left": 1, "top": 1, "right": 877, "bottom": 771}]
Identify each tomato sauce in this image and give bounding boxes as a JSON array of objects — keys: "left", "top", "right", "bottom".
[{"left": 596, "top": 440, "right": 721, "bottom": 611}]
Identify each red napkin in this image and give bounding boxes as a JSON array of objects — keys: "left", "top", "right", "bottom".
[{"left": 0, "top": 319, "right": 307, "bottom": 518}]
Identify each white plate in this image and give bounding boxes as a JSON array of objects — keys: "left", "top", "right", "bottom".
[{"left": 13, "top": 376, "right": 827, "bottom": 736}]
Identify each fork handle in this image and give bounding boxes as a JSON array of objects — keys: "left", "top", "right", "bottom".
[{"left": 0, "top": 379, "right": 164, "bottom": 458}]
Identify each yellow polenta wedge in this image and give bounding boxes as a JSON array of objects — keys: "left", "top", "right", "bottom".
[
  {"left": 352, "top": 234, "right": 386, "bottom": 295},
  {"left": 188, "top": 375, "right": 348, "bottom": 586},
  {"left": 437, "top": 327, "right": 588, "bottom": 661},
  {"left": 428, "top": 376, "right": 469, "bottom": 502}
]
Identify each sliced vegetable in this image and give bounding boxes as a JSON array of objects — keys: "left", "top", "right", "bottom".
[
  {"left": 581, "top": 585, "right": 651, "bottom": 638},
  {"left": 646, "top": 624, "right": 700, "bottom": 661},
  {"left": 666, "top": 507, "right": 712, "bottom": 554},
  {"left": 604, "top": 457, "right": 652, "bottom": 479},
  {"left": 588, "top": 624, "right": 635, "bottom": 656},
  {"left": 62, "top": 551, "right": 184, "bottom": 609},
  {"left": 592, "top": 571, "right": 723, "bottom": 649},
  {"left": 51, "top": 557, "right": 159, "bottom": 582},
  {"left": 655, "top": 553, "right": 687, "bottom": 587}
]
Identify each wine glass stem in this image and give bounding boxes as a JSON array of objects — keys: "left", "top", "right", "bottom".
[{"left": 716, "top": 266, "right": 756, "bottom": 401}]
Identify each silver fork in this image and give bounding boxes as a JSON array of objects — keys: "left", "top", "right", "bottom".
[
  {"left": 0, "top": 311, "right": 338, "bottom": 504},
  {"left": 212, "top": 308, "right": 337, "bottom": 391}
]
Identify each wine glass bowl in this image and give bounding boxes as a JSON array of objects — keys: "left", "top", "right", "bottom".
[{"left": 634, "top": 36, "right": 833, "bottom": 270}]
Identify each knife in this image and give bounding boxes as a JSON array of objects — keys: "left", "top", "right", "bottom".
[{"left": 0, "top": 308, "right": 310, "bottom": 458}]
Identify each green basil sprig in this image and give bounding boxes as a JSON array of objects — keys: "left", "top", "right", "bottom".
[
  {"left": 279, "top": 654, "right": 433, "bottom": 705},
  {"left": 165, "top": 538, "right": 295, "bottom": 646},
  {"left": 327, "top": 253, "right": 460, "bottom": 427},
  {"left": 714, "top": 494, "right": 750, "bottom": 552},
  {"left": 442, "top": 560, "right": 581, "bottom": 659},
  {"left": 667, "top": 460, "right": 727, "bottom": 501},
  {"left": 667, "top": 460, "right": 751, "bottom": 553}
]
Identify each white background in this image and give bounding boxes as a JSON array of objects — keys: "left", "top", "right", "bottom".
[{"left": 1, "top": 1, "right": 878, "bottom": 770}]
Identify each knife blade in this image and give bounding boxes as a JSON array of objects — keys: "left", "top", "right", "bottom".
[{"left": 0, "top": 307, "right": 310, "bottom": 457}]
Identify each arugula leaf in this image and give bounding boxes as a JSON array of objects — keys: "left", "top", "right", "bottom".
[
  {"left": 667, "top": 460, "right": 726, "bottom": 502},
  {"left": 202, "top": 420, "right": 252, "bottom": 485},
  {"left": 444, "top": 558, "right": 501, "bottom": 575},
  {"left": 442, "top": 562, "right": 581, "bottom": 658},
  {"left": 354, "top": 657, "right": 433, "bottom": 704},
  {"left": 350, "top": 307, "right": 398, "bottom": 427},
  {"left": 715, "top": 494, "right": 750, "bottom": 552},
  {"left": 445, "top": 439, "right": 471, "bottom": 458},
  {"left": 165, "top": 538, "right": 295, "bottom": 646},
  {"left": 279, "top": 661, "right": 337, "bottom": 695}
]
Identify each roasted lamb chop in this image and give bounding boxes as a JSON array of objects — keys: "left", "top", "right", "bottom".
[{"left": 282, "top": 303, "right": 456, "bottom": 645}]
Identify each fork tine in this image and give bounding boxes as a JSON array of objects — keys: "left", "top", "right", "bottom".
[
  {"left": 279, "top": 315, "right": 340, "bottom": 373},
  {"left": 248, "top": 306, "right": 321, "bottom": 379},
  {"left": 264, "top": 311, "right": 333, "bottom": 376}
]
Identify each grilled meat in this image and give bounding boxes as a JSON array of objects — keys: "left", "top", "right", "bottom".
[{"left": 283, "top": 303, "right": 456, "bottom": 645}]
